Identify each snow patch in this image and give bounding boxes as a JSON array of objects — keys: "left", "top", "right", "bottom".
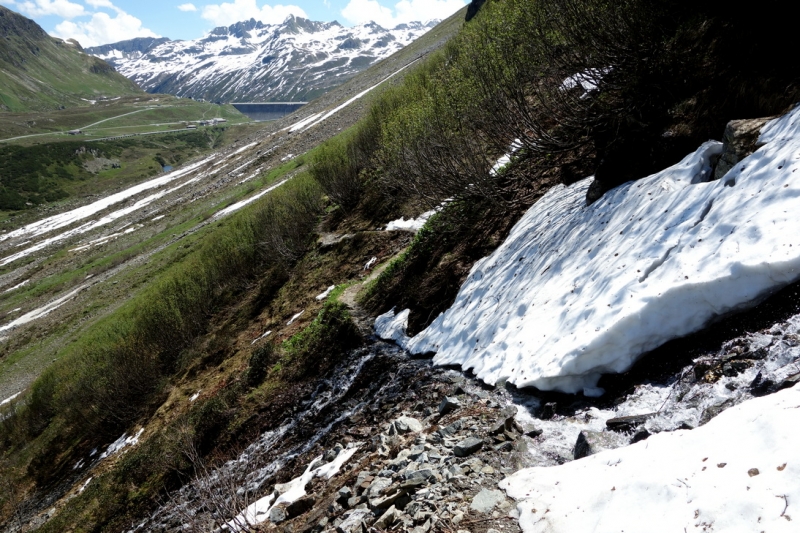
[
  {"left": 389, "top": 105, "right": 800, "bottom": 393},
  {"left": 287, "top": 310, "right": 304, "bottom": 326},
  {"left": 502, "top": 385, "right": 800, "bottom": 533},
  {"left": 385, "top": 209, "right": 437, "bottom": 232},
  {"left": 0, "top": 283, "right": 89, "bottom": 334},
  {"left": 226, "top": 446, "right": 359, "bottom": 531},
  {"left": 0, "top": 391, "right": 21, "bottom": 406},
  {"left": 315, "top": 285, "right": 336, "bottom": 301},
  {"left": 251, "top": 330, "right": 272, "bottom": 344},
  {"left": 98, "top": 428, "right": 144, "bottom": 460},
  {"left": 3, "top": 279, "right": 30, "bottom": 293}
]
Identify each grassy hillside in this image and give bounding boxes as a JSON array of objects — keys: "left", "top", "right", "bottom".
[{"left": 0, "top": 5, "right": 142, "bottom": 112}]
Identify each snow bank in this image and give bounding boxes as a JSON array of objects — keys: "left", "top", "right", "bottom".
[
  {"left": 389, "top": 105, "right": 800, "bottom": 393},
  {"left": 501, "top": 385, "right": 800, "bottom": 533}
]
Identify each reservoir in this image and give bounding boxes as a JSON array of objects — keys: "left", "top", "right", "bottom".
[{"left": 232, "top": 102, "right": 308, "bottom": 122}]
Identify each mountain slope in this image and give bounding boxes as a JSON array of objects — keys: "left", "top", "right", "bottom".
[
  {"left": 86, "top": 16, "right": 438, "bottom": 103},
  {"left": 0, "top": 5, "right": 142, "bottom": 112}
]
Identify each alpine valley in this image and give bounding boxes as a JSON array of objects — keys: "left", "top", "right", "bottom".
[{"left": 86, "top": 16, "right": 439, "bottom": 104}]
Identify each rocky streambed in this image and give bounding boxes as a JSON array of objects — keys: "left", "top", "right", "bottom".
[{"left": 121, "top": 284, "right": 800, "bottom": 533}]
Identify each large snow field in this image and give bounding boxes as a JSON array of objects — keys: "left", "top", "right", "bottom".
[
  {"left": 379, "top": 105, "right": 800, "bottom": 393},
  {"left": 501, "top": 384, "right": 800, "bottom": 533}
]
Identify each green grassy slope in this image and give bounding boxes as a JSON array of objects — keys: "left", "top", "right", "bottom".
[{"left": 0, "top": 5, "right": 142, "bottom": 112}]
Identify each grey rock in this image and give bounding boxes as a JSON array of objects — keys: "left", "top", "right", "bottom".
[
  {"left": 337, "top": 509, "right": 372, "bottom": 533},
  {"left": 574, "top": 430, "right": 618, "bottom": 459},
  {"left": 437, "top": 419, "right": 463, "bottom": 438},
  {"left": 374, "top": 505, "right": 398, "bottom": 529},
  {"left": 268, "top": 503, "right": 289, "bottom": 523},
  {"left": 368, "top": 477, "right": 392, "bottom": 497},
  {"left": 404, "top": 468, "right": 435, "bottom": 484},
  {"left": 439, "top": 396, "right": 462, "bottom": 415},
  {"left": 714, "top": 117, "right": 771, "bottom": 180},
  {"left": 347, "top": 496, "right": 365, "bottom": 508},
  {"left": 470, "top": 488, "right": 506, "bottom": 513},
  {"left": 394, "top": 416, "right": 424, "bottom": 434},
  {"left": 454, "top": 437, "right": 483, "bottom": 457},
  {"left": 370, "top": 488, "right": 408, "bottom": 509},
  {"left": 337, "top": 486, "right": 353, "bottom": 504}
]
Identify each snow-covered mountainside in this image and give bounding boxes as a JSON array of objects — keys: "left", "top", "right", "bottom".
[
  {"left": 378, "top": 104, "right": 800, "bottom": 394},
  {"left": 86, "top": 16, "right": 437, "bottom": 103}
]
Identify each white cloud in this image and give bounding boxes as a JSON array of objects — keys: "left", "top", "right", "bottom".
[
  {"left": 85, "top": 0, "right": 115, "bottom": 9},
  {"left": 17, "top": 0, "right": 86, "bottom": 19},
  {"left": 201, "top": 0, "right": 306, "bottom": 27},
  {"left": 51, "top": 10, "right": 158, "bottom": 47},
  {"left": 177, "top": 3, "right": 197, "bottom": 11},
  {"left": 341, "top": 0, "right": 467, "bottom": 27}
]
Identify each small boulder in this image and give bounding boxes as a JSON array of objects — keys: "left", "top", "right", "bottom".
[
  {"left": 394, "top": 416, "right": 423, "bottom": 434},
  {"left": 574, "top": 430, "right": 617, "bottom": 459},
  {"left": 439, "top": 396, "right": 462, "bottom": 415},
  {"left": 454, "top": 437, "right": 483, "bottom": 457}
]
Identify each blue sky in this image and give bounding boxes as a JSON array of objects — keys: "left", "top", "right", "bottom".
[{"left": 1, "top": 0, "right": 467, "bottom": 47}]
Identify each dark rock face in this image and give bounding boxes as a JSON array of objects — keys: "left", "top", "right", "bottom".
[{"left": 466, "top": 0, "right": 487, "bottom": 22}]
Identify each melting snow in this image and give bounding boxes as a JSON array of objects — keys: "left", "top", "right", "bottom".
[
  {"left": 385, "top": 209, "right": 437, "bottom": 232},
  {"left": 287, "top": 310, "right": 305, "bottom": 326},
  {"left": 226, "top": 446, "right": 359, "bottom": 531},
  {"left": 316, "top": 285, "right": 336, "bottom": 301},
  {"left": 364, "top": 257, "right": 378, "bottom": 270},
  {"left": 214, "top": 178, "right": 291, "bottom": 218},
  {"left": 0, "top": 283, "right": 89, "bottom": 334},
  {"left": 0, "top": 391, "right": 21, "bottom": 406},
  {"left": 98, "top": 428, "right": 144, "bottom": 460},
  {"left": 502, "top": 384, "right": 800, "bottom": 533},
  {"left": 3, "top": 278, "right": 30, "bottom": 293},
  {"left": 251, "top": 330, "right": 272, "bottom": 344},
  {"left": 379, "top": 105, "right": 800, "bottom": 393},
  {"left": 77, "top": 477, "right": 93, "bottom": 494}
]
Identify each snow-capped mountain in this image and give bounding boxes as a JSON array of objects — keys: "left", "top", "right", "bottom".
[{"left": 86, "top": 16, "right": 438, "bottom": 103}]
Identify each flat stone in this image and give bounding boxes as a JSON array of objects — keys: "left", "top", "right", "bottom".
[
  {"left": 454, "top": 437, "right": 483, "bottom": 457},
  {"left": 439, "top": 396, "right": 462, "bottom": 415},
  {"left": 470, "top": 488, "right": 506, "bottom": 513}
]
